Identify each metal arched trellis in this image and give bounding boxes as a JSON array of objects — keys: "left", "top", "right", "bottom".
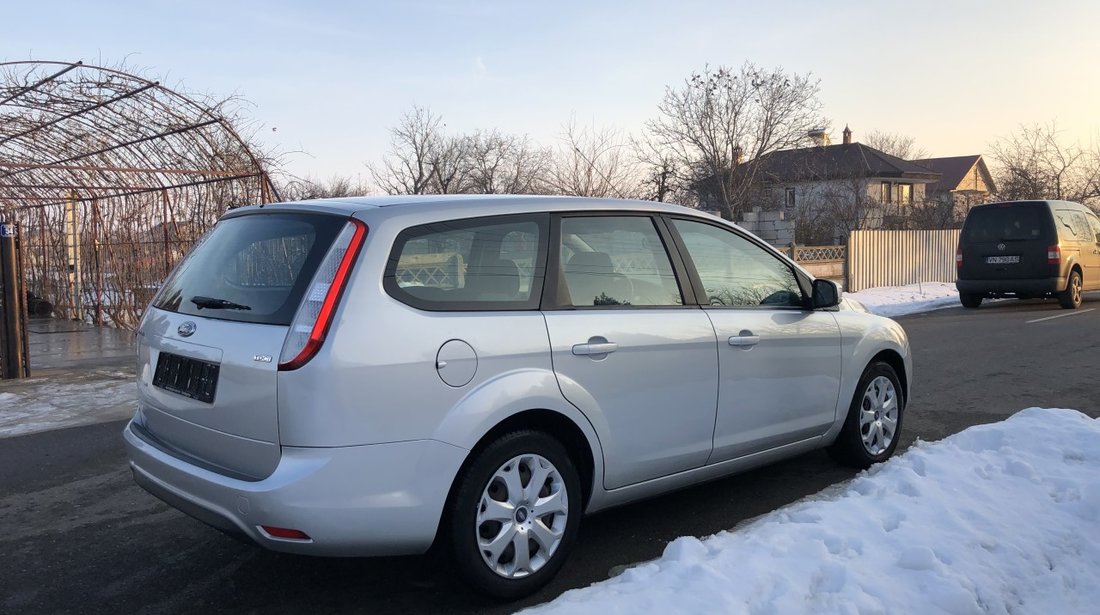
[{"left": 0, "top": 60, "right": 280, "bottom": 328}]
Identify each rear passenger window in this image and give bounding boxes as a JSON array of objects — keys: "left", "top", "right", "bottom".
[
  {"left": 1087, "top": 213, "right": 1100, "bottom": 242},
  {"left": 558, "top": 216, "right": 683, "bottom": 307},
  {"left": 384, "top": 215, "right": 547, "bottom": 311}
]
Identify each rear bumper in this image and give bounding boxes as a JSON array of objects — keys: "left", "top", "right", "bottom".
[
  {"left": 955, "top": 277, "right": 1065, "bottom": 296},
  {"left": 124, "top": 418, "right": 468, "bottom": 556}
]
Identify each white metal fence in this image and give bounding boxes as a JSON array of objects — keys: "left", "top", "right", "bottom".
[{"left": 847, "top": 230, "right": 961, "bottom": 292}]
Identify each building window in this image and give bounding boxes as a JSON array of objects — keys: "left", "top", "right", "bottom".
[
  {"left": 880, "top": 182, "right": 892, "bottom": 203},
  {"left": 897, "top": 183, "right": 912, "bottom": 204},
  {"left": 785, "top": 187, "right": 796, "bottom": 208}
]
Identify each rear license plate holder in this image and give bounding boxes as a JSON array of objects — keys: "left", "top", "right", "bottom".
[
  {"left": 152, "top": 352, "right": 220, "bottom": 403},
  {"left": 985, "top": 255, "right": 1020, "bottom": 264}
]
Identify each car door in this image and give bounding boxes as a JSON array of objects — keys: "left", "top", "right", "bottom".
[
  {"left": 666, "top": 217, "right": 842, "bottom": 462},
  {"left": 542, "top": 214, "right": 719, "bottom": 490}
]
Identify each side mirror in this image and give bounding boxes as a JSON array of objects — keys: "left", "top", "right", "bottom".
[{"left": 811, "top": 279, "right": 840, "bottom": 309}]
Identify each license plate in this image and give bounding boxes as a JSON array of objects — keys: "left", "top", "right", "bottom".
[
  {"left": 985, "top": 255, "right": 1020, "bottom": 264},
  {"left": 152, "top": 352, "right": 220, "bottom": 403}
]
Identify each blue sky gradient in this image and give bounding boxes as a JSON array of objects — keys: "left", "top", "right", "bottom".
[{"left": 4, "top": 0, "right": 1099, "bottom": 181}]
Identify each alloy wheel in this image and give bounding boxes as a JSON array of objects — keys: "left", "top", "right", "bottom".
[
  {"left": 859, "top": 375, "right": 898, "bottom": 455},
  {"left": 476, "top": 453, "right": 568, "bottom": 579}
]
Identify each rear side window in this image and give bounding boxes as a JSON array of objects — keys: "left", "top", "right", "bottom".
[
  {"left": 384, "top": 214, "right": 548, "bottom": 311},
  {"left": 1054, "top": 210, "right": 1092, "bottom": 242},
  {"left": 153, "top": 213, "right": 346, "bottom": 325},
  {"left": 963, "top": 204, "right": 1047, "bottom": 242}
]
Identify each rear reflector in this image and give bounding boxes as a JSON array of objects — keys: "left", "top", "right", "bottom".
[
  {"left": 1048, "top": 244, "right": 1061, "bottom": 265},
  {"left": 279, "top": 219, "right": 367, "bottom": 371},
  {"left": 260, "top": 526, "right": 312, "bottom": 541}
]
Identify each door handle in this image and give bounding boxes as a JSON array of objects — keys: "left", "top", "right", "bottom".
[
  {"left": 572, "top": 340, "right": 618, "bottom": 356},
  {"left": 728, "top": 331, "right": 760, "bottom": 347}
]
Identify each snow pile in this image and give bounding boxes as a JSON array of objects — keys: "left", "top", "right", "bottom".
[
  {"left": 526, "top": 408, "right": 1100, "bottom": 615},
  {"left": 0, "top": 374, "right": 136, "bottom": 438},
  {"left": 845, "top": 282, "right": 961, "bottom": 317}
]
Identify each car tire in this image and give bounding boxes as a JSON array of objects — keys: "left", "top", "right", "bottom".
[
  {"left": 447, "top": 430, "right": 582, "bottom": 600},
  {"left": 828, "top": 361, "right": 905, "bottom": 469},
  {"left": 1058, "top": 270, "right": 1083, "bottom": 309},
  {"left": 959, "top": 292, "right": 983, "bottom": 308}
]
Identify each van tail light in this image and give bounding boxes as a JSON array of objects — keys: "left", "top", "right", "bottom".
[
  {"left": 955, "top": 246, "right": 963, "bottom": 268},
  {"left": 1047, "top": 244, "right": 1061, "bottom": 265},
  {"left": 278, "top": 219, "right": 367, "bottom": 371}
]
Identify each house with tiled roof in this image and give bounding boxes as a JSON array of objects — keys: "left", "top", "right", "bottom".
[
  {"left": 746, "top": 126, "right": 941, "bottom": 214},
  {"left": 911, "top": 154, "right": 996, "bottom": 211}
]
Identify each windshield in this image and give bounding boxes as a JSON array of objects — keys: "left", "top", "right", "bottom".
[{"left": 152, "top": 212, "right": 346, "bottom": 325}]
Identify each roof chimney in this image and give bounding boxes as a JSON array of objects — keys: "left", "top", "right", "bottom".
[{"left": 842, "top": 125, "right": 852, "bottom": 145}]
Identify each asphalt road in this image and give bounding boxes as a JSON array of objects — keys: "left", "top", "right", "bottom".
[{"left": 2, "top": 295, "right": 1098, "bottom": 614}]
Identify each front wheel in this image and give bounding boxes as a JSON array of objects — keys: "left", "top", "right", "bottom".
[
  {"left": 447, "top": 431, "right": 582, "bottom": 600},
  {"left": 1059, "top": 270, "right": 1083, "bottom": 309},
  {"left": 829, "top": 362, "right": 905, "bottom": 469}
]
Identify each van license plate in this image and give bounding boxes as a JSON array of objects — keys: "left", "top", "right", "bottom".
[
  {"left": 153, "top": 352, "right": 220, "bottom": 403},
  {"left": 985, "top": 255, "right": 1020, "bottom": 264}
]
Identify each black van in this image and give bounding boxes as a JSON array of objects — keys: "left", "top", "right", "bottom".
[{"left": 956, "top": 200, "right": 1100, "bottom": 309}]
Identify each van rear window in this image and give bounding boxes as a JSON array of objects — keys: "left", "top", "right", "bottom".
[
  {"left": 152, "top": 213, "right": 346, "bottom": 325},
  {"left": 963, "top": 205, "right": 1046, "bottom": 242}
]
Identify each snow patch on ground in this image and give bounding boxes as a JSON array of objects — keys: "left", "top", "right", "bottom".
[
  {"left": 0, "top": 376, "right": 136, "bottom": 438},
  {"left": 844, "top": 282, "right": 961, "bottom": 317},
  {"left": 526, "top": 408, "right": 1100, "bottom": 615}
]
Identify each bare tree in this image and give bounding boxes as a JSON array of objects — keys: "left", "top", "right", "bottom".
[
  {"left": 863, "top": 130, "right": 928, "bottom": 160},
  {"left": 989, "top": 122, "right": 1100, "bottom": 207},
  {"left": 464, "top": 130, "right": 552, "bottom": 194},
  {"left": 548, "top": 118, "right": 642, "bottom": 198},
  {"left": 369, "top": 106, "right": 447, "bottom": 195},
  {"left": 644, "top": 63, "right": 825, "bottom": 219},
  {"left": 280, "top": 175, "right": 369, "bottom": 201},
  {"left": 633, "top": 137, "right": 694, "bottom": 205}
]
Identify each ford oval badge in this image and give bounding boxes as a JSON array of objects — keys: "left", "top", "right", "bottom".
[{"left": 178, "top": 321, "right": 197, "bottom": 337}]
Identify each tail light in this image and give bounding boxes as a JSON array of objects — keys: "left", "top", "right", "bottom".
[
  {"left": 278, "top": 219, "right": 367, "bottom": 371},
  {"left": 955, "top": 246, "right": 963, "bottom": 268},
  {"left": 1047, "top": 244, "right": 1061, "bottom": 265}
]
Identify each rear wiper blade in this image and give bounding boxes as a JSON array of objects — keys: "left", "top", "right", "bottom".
[{"left": 190, "top": 296, "right": 252, "bottom": 311}]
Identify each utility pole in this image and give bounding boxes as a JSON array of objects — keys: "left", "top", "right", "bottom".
[{"left": 0, "top": 221, "right": 30, "bottom": 378}]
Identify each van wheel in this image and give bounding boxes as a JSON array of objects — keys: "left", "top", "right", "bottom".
[
  {"left": 959, "top": 292, "right": 983, "bottom": 308},
  {"left": 828, "top": 362, "right": 904, "bottom": 469},
  {"left": 1058, "top": 270, "right": 1083, "bottom": 309},
  {"left": 448, "top": 431, "right": 581, "bottom": 600}
]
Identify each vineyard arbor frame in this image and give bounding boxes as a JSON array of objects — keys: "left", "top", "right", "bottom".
[{"left": 0, "top": 60, "right": 280, "bottom": 327}]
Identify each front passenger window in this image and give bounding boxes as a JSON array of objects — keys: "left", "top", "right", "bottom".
[{"left": 671, "top": 219, "right": 804, "bottom": 308}]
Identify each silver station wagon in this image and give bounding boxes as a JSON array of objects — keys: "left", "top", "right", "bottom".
[{"left": 123, "top": 195, "right": 912, "bottom": 598}]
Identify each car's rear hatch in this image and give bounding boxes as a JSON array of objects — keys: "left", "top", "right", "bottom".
[
  {"left": 959, "top": 202, "right": 1055, "bottom": 281},
  {"left": 134, "top": 210, "right": 352, "bottom": 479}
]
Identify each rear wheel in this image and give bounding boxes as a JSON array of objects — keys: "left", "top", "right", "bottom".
[
  {"left": 959, "top": 292, "right": 983, "bottom": 308},
  {"left": 448, "top": 431, "right": 581, "bottom": 600},
  {"left": 1059, "top": 270, "right": 1083, "bottom": 309},
  {"left": 828, "top": 362, "right": 904, "bottom": 469}
]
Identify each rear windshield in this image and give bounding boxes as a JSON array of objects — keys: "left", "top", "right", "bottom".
[
  {"left": 152, "top": 212, "right": 346, "bottom": 325},
  {"left": 963, "top": 204, "right": 1049, "bottom": 242}
]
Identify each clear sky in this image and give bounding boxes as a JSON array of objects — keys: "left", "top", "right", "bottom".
[{"left": 4, "top": 0, "right": 1099, "bottom": 182}]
